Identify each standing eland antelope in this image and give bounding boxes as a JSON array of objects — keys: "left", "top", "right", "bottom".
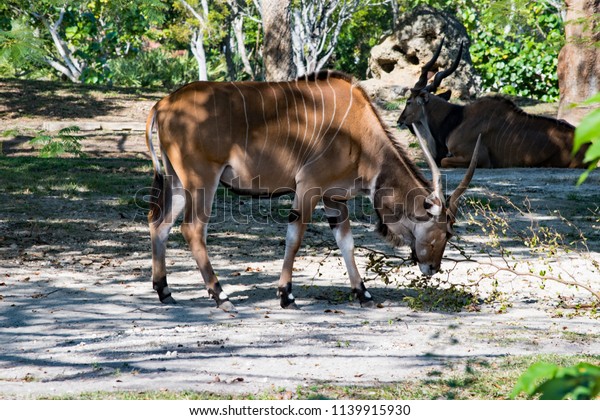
[
  {"left": 145, "top": 71, "right": 479, "bottom": 312},
  {"left": 397, "top": 39, "right": 587, "bottom": 168}
]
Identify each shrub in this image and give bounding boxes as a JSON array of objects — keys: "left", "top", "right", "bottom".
[
  {"left": 108, "top": 49, "right": 199, "bottom": 90},
  {"left": 29, "top": 126, "right": 85, "bottom": 158}
]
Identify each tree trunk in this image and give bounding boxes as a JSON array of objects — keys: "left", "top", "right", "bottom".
[
  {"left": 233, "top": 15, "right": 256, "bottom": 78},
  {"left": 224, "top": 33, "right": 237, "bottom": 81},
  {"left": 557, "top": 0, "right": 600, "bottom": 124},
  {"left": 262, "top": 0, "right": 296, "bottom": 81},
  {"left": 180, "top": 0, "right": 210, "bottom": 81},
  {"left": 190, "top": 29, "right": 208, "bottom": 81}
]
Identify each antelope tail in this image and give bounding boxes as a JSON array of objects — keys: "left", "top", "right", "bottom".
[
  {"left": 145, "top": 107, "right": 162, "bottom": 174},
  {"left": 145, "top": 107, "right": 167, "bottom": 226}
]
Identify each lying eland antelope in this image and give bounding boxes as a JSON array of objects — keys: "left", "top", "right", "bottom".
[
  {"left": 145, "top": 71, "right": 478, "bottom": 312},
  {"left": 397, "top": 39, "right": 586, "bottom": 168}
]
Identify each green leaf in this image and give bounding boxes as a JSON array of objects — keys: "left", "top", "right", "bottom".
[
  {"left": 535, "top": 376, "right": 582, "bottom": 400},
  {"left": 58, "top": 125, "right": 81, "bottom": 135},
  {"left": 64, "top": 26, "right": 78, "bottom": 39},
  {"left": 29, "top": 134, "right": 51, "bottom": 145},
  {"left": 514, "top": 362, "right": 600, "bottom": 399},
  {"left": 510, "top": 362, "right": 558, "bottom": 399},
  {"left": 573, "top": 108, "right": 600, "bottom": 153},
  {"left": 583, "top": 139, "right": 600, "bottom": 163}
]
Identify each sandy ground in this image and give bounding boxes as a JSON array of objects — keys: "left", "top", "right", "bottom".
[{"left": 0, "top": 79, "right": 599, "bottom": 399}]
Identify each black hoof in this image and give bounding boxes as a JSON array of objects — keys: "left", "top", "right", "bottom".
[
  {"left": 278, "top": 284, "right": 298, "bottom": 310},
  {"left": 352, "top": 286, "right": 375, "bottom": 308},
  {"left": 283, "top": 301, "right": 300, "bottom": 310},
  {"left": 160, "top": 294, "right": 177, "bottom": 304}
]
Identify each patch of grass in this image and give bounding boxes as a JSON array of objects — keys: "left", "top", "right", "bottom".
[
  {"left": 403, "top": 284, "right": 476, "bottom": 312},
  {"left": 44, "top": 390, "right": 236, "bottom": 400},
  {"left": 382, "top": 98, "right": 406, "bottom": 111},
  {"left": 561, "top": 331, "right": 600, "bottom": 344},
  {"left": 0, "top": 156, "right": 152, "bottom": 198},
  {"left": 296, "top": 355, "right": 600, "bottom": 400},
  {"left": 1, "top": 128, "right": 21, "bottom": 137},
  {"left": 29, "top": 126, "right": 86, "bottom": 158},
  {"left": 31, "top": 355, "right": 600, "bottom": 400}
]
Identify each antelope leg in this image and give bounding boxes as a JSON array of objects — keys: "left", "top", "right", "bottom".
[
  {"left": 323, "top": 198, "right": 374, "bottom": 308},
  {"left": 149, "top": 163, "right": 186, "bottom": 304},
  {"left": 278, "top": 186, "right": 320, "bottom": 309},
  {"left": 180, "top": 166, "right": 236, "bottom": 312}
]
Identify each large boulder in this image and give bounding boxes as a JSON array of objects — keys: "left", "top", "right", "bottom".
[{"left": 365, "top": 6, "right": 479, "bottom": 100}]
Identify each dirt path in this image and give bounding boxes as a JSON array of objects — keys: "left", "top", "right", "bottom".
[{"left": 0, "top": 80, "right": 599, "bottom": 398}]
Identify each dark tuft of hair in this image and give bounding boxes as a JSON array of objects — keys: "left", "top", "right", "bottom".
[
  {"left": 373, "top": 208, "right": 406, "bottom": 248},
  {"left": 302, "top": 70, "right": 354, "bottom": 83},
  {"left": 148, "top": 172, "right": 165, "bottom": 225}
]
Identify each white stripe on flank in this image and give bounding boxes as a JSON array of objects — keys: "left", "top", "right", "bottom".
[
  {"left": 284, "top": 81, "right": 301, "bottom": 170},
  {"left": 231, "top": 82, "right": 249, "bottom": 158},
  {"left": 209, "top": 86, "right": 219, "bottom": 155},
  {"left": 278, "top": 83, "right": 292, "bottom": 163},
  {"left": 281, "top": 83, "right": 291, "bottom": 144},
  {"left": 296, "top": 79, "right": 310, "bottom": 159},
  {"left": 269, "top": 84, "right": 282, "bottom": 141},
  {"left": 253, "top": 85, "right": 269, "bottom": 166},
  {"left": 305, "top": 73, "right": 353, "bottom": 165},
  {"left": 322, "top": 71, "right": 337, "bottom": 140},
  {"left": 302, "top": 77, "right": 319, "bottom": 163},
  {"left": 314, "top": 76, "right": 326, "bottom": 146}
]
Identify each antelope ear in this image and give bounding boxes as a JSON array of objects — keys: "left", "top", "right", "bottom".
[
  {"left": 424, "top": 192, "right": 442, "bottom": 216},
  {"left": 418, "top": 91, "right": 430, "bottom": 104},
  {"left": 437, "top": 89, "right": 452, "bottom": 101}
]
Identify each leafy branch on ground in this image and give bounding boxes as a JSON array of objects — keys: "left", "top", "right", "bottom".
[
  {"left": 460, "top": 193, "right": 600, "bottom": 306},
  {"left": 29, "top": 126, "right": 85, "bottom": 158},
  {"left": 362, "top": 190, "right": 599, "bottom": 313},
  {"left": 362, "top": 246, "right": 481, "bottom": 312}
]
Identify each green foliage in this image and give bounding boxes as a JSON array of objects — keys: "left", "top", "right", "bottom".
[
  {"left": 403, "top": 284, "right": 475, "bottom": 312},
  {"left": 398, "top": 0, "right": 564, "bottom": 101},
  {"left": 511, "top": 362, "right": 600, "bottom": 400},
  {"left": 466, "top": 2, "right": 563, "bottom": 101},
  {"left": 0, "top": 0, "right": 570, "bottom": 100},
  {"left": 29, "top": 126, "right": 85, "bottom": 158},
  {"left": 0, "top": 19, "right": 46, "bottom": 77},
  {"left": 1, "top": 0, "right": 167, "bottom": 83},
  {"left": 108, "top": 49, "right": 199, "bottom": 89},
  {"left": 465, "top": 192, "right": 600, "bottom": 295},
  {"left": 334, "top": 6, "right": 393, "bottom": 78},
  {"left": 573, "top": 93, "right": 600, "bottom": 185},
  {"left": 365, "top": 251, "right": 478, "bottom": 312}
]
